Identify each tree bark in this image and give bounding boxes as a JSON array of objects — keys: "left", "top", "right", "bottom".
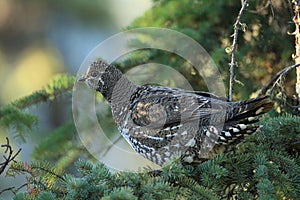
[{"left": 291, "top": 0, "right": 300, "bottom": 99}]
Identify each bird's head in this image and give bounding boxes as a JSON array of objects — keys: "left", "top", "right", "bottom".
[
  {"left": 79, "top": 60, "right": 109, "bottom": 92},
  {"left": 79, "top": 60, "right": 126, "bottom": 101}
]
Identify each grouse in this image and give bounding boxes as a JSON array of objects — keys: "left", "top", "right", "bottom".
[{"left": 79, "top": 60, "right": 274, "bottom": 166}]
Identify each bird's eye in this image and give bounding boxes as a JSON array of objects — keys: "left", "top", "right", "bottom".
[{"left": 91, "top": 72, "right": 98, "bottom": 77}]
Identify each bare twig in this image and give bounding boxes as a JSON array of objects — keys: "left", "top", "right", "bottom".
[
  {"left": 228, "top": 0, "right": 249, "bottom": 101},
  {"left": 0, "top": 187, "right": 15, "bottom": 195},
  {"left": 249, "top": 0, "right": 274, "bottom": 16},
  {"left": 0, "top": 183, "right": 27, "bottom": 196},
  {"left": 0, "top": 137, "right": 22, "bottom": 175},
  {"left": 0, "top": 138, "right": 23, "bottom": 196},
  {"left": 258, "top": 63, "right": 300, "bottom": 96}
]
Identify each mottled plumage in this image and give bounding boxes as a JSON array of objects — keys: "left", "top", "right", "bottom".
[{"left": 79, "top": 60, "right": 274, "bottom": 166}]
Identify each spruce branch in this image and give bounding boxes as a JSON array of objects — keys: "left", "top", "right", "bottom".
[
  {"left": 228, "top": 0, "right": 248, "bottom": 101},
  {"left": 0, "top": 75, "right": 75, "bottom": 119},
  {"left": 2, "top": 161, "right": 67, "bottom": 198},
  {"left": 8, "top": 161, "right": 66, "bottom": 182},
  {"left": 11, "top": 74, "right": 76, "bottom": 110},
  {"left": 0, "top": 75, "right": 75, "bottom": 141}
]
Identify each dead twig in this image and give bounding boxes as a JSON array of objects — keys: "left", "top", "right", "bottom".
[
  {"left": 0, "top": 137, "right": 22, "bottom": 196},
  {"left": 0, "top": 137, "right": 21, "bottom": 175},
  {"left": 258, "top": 64, "right": 300, "bottom": 96},
  {"left": 228, "top": 0, "right": 249, "bottom": 101},
  {"left": 0, "top": 183, "right": 27, "bottom": 196}
]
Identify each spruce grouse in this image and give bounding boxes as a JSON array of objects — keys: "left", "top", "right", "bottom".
[{"left": 79, "top": 60, "right": 274, "bottom": 166}]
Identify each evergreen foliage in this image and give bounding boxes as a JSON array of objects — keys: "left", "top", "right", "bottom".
[
  {"left": 1, "top": 0, "right": 300, "bottom": 199},
  {"left": 127, "top": 0, "right": 294, "bottom": 99},
  {"left": 31, "top": 122, "right": 80, "bottom": 171},
  {"left": 4, "top": 115, "right": 300, "bottom": 199},
  {"left": 0, "top": 75, "right": 75, "bottom": 141}
]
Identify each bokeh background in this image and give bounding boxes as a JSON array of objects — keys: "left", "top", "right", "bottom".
[
  {"left": 0, "top": 0, "right": 151, "bottom": 198},
  {"left": 1, "top": 0, "right": 298, "bottom": 198}
]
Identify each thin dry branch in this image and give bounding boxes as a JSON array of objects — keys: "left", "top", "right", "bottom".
[
  {"left": 249, "top": 0, "right": 274, "bottom": 16},
  {"left": 228, "top": 0, "right": 248, "bottom": 101},
  {"left": 0, "top": 137, "right": 21, "bottom": 175},
  {"left": 0, "top": 138, "right": 22, "bottom": 196},
  {"left": 0, "top": 183, "right": 27, "bottom": 196},
  {"left": 258, "top": 63, "right": 300, "bottom": 96}
]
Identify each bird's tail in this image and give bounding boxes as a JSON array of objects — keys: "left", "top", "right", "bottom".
[
  {"left": 230, "top": 95, "right": 274, "bottom": 123},
  {"left": 218, "top": 96, "right": 274, "bottom": 145}
]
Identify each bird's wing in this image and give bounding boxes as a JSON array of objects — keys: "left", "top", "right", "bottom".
[{"left": 129, "top": 86, "right": 228, "bottom": 128}]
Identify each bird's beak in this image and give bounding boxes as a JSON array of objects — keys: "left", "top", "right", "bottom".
[{"left": 78, "top": 76, "right": 87, "bottom": 82}]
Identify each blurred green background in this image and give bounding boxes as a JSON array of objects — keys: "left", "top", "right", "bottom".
[
  {"left": 0, "top": 0, "right": 151, "bottom": 198},
  {"left": 0, "top": 0, "right": 298, "bottom": 198},
  {"left": 0, "top": 0, "right": 152, "bottom": 104}
]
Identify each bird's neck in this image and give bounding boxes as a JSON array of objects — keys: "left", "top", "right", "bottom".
[
  {"left": 108, "top": 75, "right": 138, "bottom": 125},
  {"left": 102, "top": 66, "right": 137, "bottom": 104}
]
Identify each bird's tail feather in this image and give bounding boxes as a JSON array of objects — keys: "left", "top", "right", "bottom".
[
  {"left": 229, "top": 95, "right": 274, "bottom": 123},
  {"left": 218, "top": 96, "right": 273, "bottom": 145}
]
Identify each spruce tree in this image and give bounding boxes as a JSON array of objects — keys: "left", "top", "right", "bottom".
[{"left": 1, "top": 1, "right": 299, "bottom": 199}]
